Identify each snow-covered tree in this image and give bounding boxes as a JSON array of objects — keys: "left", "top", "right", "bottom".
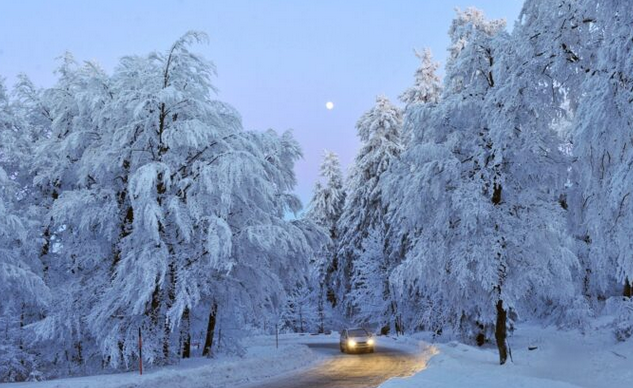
[
  {"left": 23, "top": 56, "right": 118, "bottom": 375},
  {"left": 347, "top": 227, "right": 390, "bottom": 329},
  {"left": 0, "top": 79, "right": 49, "bottom": 382},
  {"left": 387, "top": 7, "right": 579, "bottom": 364},
  {"left": 336, "top": 95, "right": 402, "bottom": 331},
  {"left": 306, "top": 150, "right": 345, "bottom": 238},
  {"left": 563, "top": 0, "right": 633, "bottom": 338},
  {"left": 60, "top": 32, "right": 326, "bottom": 366},
  {"left": 399, "top": 48, "right": 442, "bottom": 107},
  {"left": 398, "top": 48, "right": 442, "bottom": 146},
  {"left": 0, "top": 32, "right": 326, "bottom": 379},
  {"left": 306, "top": 150, "right": 344, "bottom": 314},
  {"left": 383, "top": 48, "right": 443, "bottom": 287},
  {"left": 282, "top": 277, "right": 320, "bottom": 333},
  {"left": 445, "top": 7, "right": 506, "bottom": 94}
]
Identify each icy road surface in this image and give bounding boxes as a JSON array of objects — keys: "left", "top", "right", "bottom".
[{"left": 238, "top": 339, "right": 434, "bottom": 388}]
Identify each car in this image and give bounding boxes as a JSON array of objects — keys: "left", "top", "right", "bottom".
[{"left": 339, "top": 328, "right": 375, "bottom": 354}]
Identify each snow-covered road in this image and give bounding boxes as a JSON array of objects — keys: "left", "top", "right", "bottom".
[
  {"left": 0, "top": 334, "right": 433, "bottom": 388},
  {"left": 238, "top": 340, "right": 432, "bottom": 388}
]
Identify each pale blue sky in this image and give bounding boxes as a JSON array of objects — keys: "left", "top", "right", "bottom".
[{"left": 0, "top": 0, "right": 523, "bottom": 206}]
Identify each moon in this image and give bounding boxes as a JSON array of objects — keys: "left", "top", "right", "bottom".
[{"left": 326, "top": 101, "right": 334, "bottom": 110}]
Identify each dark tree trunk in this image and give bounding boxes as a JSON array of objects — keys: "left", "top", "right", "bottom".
[
  {"left": 299, "top": 304, "right": 304, "bottom": 333},
  {"left": 40, "top": 225, "right": 50, "bottom": 275},
  {"left": 491, "top": 182, "right": 502, "bottom": 205},
  {"left": 162, "top": 318, "right": 170, "bottom": 362},
  {"left": 318, "top": 284, "right": 325, "bottom": 334},
  {"left": 624, "top": 278, "right": 632, "bottom": 298},
  {"left": 495, "top": 300, "right": 508, "bottom": 365},
  {"left": 181, "top": 307, "right": 191, "bottom": 358},
  {"left": 162, "top": 261, "right": 176, "bottom": 362},
  {"left": 19, "top": 305, "right": 24, "bottom": 352},
  {"left": 76, "top": 341, "right": 83, "bottom": 365},
  {"left": 202, "top": 302, "right": 218, "bottom": 357}
]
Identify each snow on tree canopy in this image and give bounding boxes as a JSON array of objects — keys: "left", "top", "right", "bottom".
[{"left": 0, "top": 32, "right": 327, "bottom": 380}]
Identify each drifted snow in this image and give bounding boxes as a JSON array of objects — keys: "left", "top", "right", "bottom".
[
  {"left": 1, "top": 334, "right": 327, "bottom": 388},
  {"left": 380, "top": 322, "right": 633, "bottom": 388}
]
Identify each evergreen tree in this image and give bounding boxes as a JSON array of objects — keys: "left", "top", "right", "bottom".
[
  {"left": 306, "top": 150, "right": 345, "bottom": 237},
  {"left": 306, "top": 150, "right": 344, "bottom": 314},
  {"left": 336, "top": 95, "right": 402, "bottom": 332},
  {"left": 399, "top": 48, "right": 442, "bottom": 107},
  {"left": 347, "top": 227, "right": 390, "bottom": 328}
]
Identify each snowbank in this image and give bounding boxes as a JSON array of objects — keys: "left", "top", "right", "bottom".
[
  {"left": 1, "top": 334, "right": 327, "bottom": 388},
  {"left": 379, "top": 322, "right": 633, "bottom": 388}
]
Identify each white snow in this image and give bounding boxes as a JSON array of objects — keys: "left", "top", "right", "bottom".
[
  {"left": 3, "top": 326, "right": 631, "bottom": 388},
  {"left": 0, "top": 334, "right": 330, "bottom": 388},
  {"left": 380, "top": 322, "right": 633, "bottom": 388}
]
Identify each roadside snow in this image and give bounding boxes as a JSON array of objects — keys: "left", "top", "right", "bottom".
[
  {"left": 379, "top": 321, "right": 633, "bottom": 388},
  {"left": 6, "top": 325, "right": 630, "bottom": 388},
  {"left": 1, "top": 334, "right": 330, "bottom": 388}
]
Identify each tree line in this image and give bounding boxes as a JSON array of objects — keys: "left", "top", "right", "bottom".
[{"left": 306, "top": 1, "right": 633, "bottom": 365}]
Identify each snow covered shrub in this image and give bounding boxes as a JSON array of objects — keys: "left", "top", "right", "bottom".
[
  {"left": 551, "top": 296, "right": 594, "bottom": 333},
  {"left": 606, "top": 297, "right": 633, "bottom": 342},
  {"left": 0, "top": 344, "right": 40, "bottom": 383}
]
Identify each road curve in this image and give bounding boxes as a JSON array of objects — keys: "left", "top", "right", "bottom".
[{"left": 240, "top": 341, "right": 429, "bottom": 388}]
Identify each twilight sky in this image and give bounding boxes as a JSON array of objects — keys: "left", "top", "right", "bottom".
[{"left": 0, "top": 0, "right": 523, "bottom": 208}]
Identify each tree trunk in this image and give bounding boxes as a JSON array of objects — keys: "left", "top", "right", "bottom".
[
  {"left": 181, "top": 307, "right": 191, "bottom": 358},
  {"left": 624, "top": 278, "right": 632, "bottom": 298},
  {"left": 76, "top": 341, "right": 83, "bottom": 365},
  {"left": 40, "top": 225, "right": 51, "bottom": 276},
  {"left": 495, "top": 300, "right": 508, "bottom": 365},
  {"left": 202, "top": 302, "right": 218, "bottom": 357},
  {"left": 299, "top": 304, "right": 304, "bottom": 333},
  {"left": 318, "top": 285, "right": 325, "bottom": 333}
]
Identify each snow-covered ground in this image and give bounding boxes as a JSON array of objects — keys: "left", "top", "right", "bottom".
[
  {"left": 380, "top": 321, "right": 633, "bottom": 388},
  {"left": 4, "top": 323, "right": 631, "bottom": 388},
  {"left": 0, "top": 333, "right": 332, "bottom": 388}
]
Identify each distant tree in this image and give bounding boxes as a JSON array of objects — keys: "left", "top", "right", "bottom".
[
  {"left": 307, "top": 150, "right": 345, "bottom": 237},
  {"left": 306, "top": 150, "right": 344, "bottom": 314},
  {"left": 347, "top": 227, "right": 390, "bottom": 329},
  {"left": 399, "top": 48, "right": 442, "bottom": 108},
  {"left": 337, "top": 95, "right": 402, "bottom": 332}
]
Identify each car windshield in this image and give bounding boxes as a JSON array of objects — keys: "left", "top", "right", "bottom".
[{"left": 348, "top": 329, "right": 368, "bottom": 337}]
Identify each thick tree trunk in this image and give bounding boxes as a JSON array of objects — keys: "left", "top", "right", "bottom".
[
  {"left": 495, "top": 300, "right": 508, "bottom": 365},
  {"left": 624, "top": 278, "right": 632, "bottom": 298},
  {"left": 202, "top": 302, "right": 218, "bottom": 357}
]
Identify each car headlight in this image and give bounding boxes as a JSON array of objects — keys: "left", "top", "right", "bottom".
[
  {"left": 348, "top": 339, "right": 356, "bottom": 347},
  {"left": 367, "top": 338, "right": 375, "bottom": 345}
]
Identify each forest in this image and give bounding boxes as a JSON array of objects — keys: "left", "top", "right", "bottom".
[{"left": 1, "top": 0, "right": 632, "bottom": 382}]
